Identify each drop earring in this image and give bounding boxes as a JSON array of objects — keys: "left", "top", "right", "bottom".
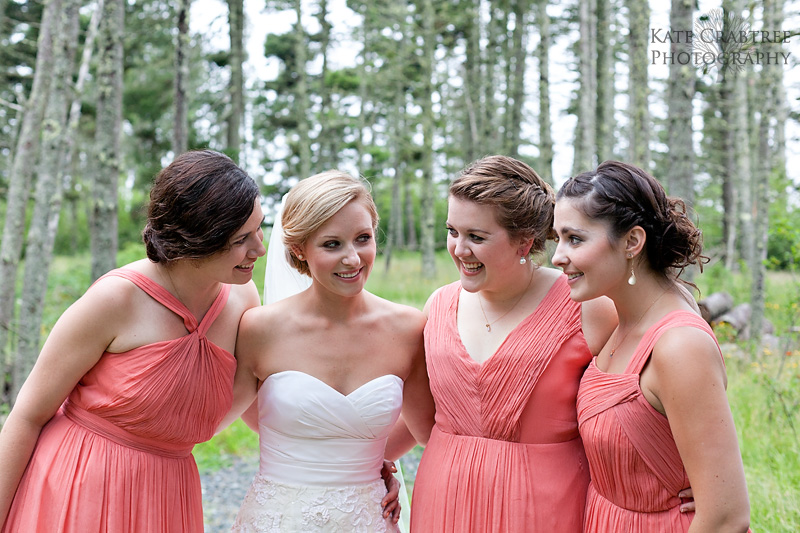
[
  {"left": 519, "top": 256, "right": 527, "bottom": 265},
  {"left": 626, "top": 253, "right": 636, "bottom": 285}
]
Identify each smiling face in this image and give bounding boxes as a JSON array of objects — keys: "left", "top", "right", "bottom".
[
  {"left": 295, "top": 199, "right": 376, "bottom": 296},
  {"left": 446, "top": 196, "right": 527, "bottom": 294},
  {"left": 552, "top": 198, "right": 628, "bottom": 302},
  {"left": 203, "top": 197, "right": 266, "bottom": 284}
]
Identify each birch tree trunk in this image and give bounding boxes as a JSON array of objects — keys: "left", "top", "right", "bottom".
[
  {"left": 750, "top": 0, "right": 782, "bottom": 345},
  {"left": 227, "top": 0, "right": 244, "bottom": 161},
  {"left": 572, "top": 0, "right": 596, "bottom": 175},
  {"left": 536, "top": 0, "right": 553, "bottom": 186},
  {"left": 90, "top": 0, "right": 124, "bottom": 281},
  {"left": 173, "top": 0, "right": 190, "bottom": 156},
  {"left": 462, "top": 0, "right": 481, "bottom": 163},
  {"left": 294, "top": 0, "right": 310, "bottom": 180},
  {"left": 419, "top": 0, "right": 436, "bottom": 278},
  {"left": 506, "top": 0, "right": 528, "bottom": 158},
  {"left": 316, "top": 0, "right": 335, "bottom": 169},
  {"left": 14, "top": 0, "right": 80, "bottom": 401},
  {"left": 595, "top": 0, "right": 614, "bottom": 163},
  {"left": 626, "top": 0, "right": 650, "bottom": 168},
  {"left": 0, "top": 0, "right": 61, "bottom": 372},
  {"left": 666, "top": 0, "right": 695, "bottom": 208},
  {"left": 719, "top": 0, "right": 740, "bottom": 268}
]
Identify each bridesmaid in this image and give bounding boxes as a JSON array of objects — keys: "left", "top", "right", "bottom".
[
  {"left": 0, "top": 150, "right": 266, "bottom": 532},
  {"left": 552, "top": 160, "right": 750, "bottom": 531},
  {"left": 402, "top": 155, "right": 618, "bottom": 532}
]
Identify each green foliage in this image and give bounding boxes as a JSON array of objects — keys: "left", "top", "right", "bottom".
[{"left": 194, "top": 419, "right": 258, "bottom": 472}]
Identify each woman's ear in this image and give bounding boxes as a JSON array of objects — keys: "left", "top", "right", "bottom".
[
  {"left": 624, "top": 226, "right": 646, "bottom": 258},
  {"left": 290, "top": 245, "right": 305, "bottom": 260},
  {"left": 516, "top": 237, "right": 536, "bottom": 258}
]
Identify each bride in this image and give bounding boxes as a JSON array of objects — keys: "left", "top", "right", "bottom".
[{"left": 228, "top": 170, "right": 434, "bottom": 532}]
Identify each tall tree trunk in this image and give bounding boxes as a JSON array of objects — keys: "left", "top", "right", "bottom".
[
  {"left": 572, "top": 0, "right": 596, "bottom": 175},
  {"left": 536, "top": 0, "right": 553, "bottom": 186},
  {"left": 294, "top": 0, "right": 310, "bottom": 180},
  {"left": 750, "top": 0, "right": 782, "bottom": 345},
  {"left": 316, "top": 0, "right": 335, "bottom": 169},
  {"left": 506, "top": 0, "right": 528, "bottom": 157},
  {"left": 14, "top": 0, "right": 80, "bottom": 401},
  {"left": 595, "top": 0, "right": 614, "bottom": 162},
  {"left": 720, "top": 0, "right": 739, "bottom": 269},
  {"left": 667, "top": 0, "right": 695, "bottom": 207},
  {"left": 0, "top": 0, "right": 61, "bottom": 377},
  {"left": 483, "top": 4, "right": 504, "bottom": 153},
  {"left": 173, "top": 0, "right": 190, "bottom": 156},
  {"left": 419, "top": 0, "right": 436, "bottom": 278},
  {"left": 227, "top": 0, "right": 244, "bottom": 161},
  {"left": 462, "top": 0, "right": 481, "bottom": 163},
  {"left": 90, "top": 0, "right": 124, "bottom": 281},
  {"left": 626, "top": 0, "right": 650, "bottom": 168}
]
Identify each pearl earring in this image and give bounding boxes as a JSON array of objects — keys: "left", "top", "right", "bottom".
[
  {"left": 297, "top": 254, "right": 305, "bottom": 261},
  {"left": 626, "top": 253, "right": 636, "bottom": 285},
  {"left": 519, "top": 256, "right": 527, "bottom": 265}
]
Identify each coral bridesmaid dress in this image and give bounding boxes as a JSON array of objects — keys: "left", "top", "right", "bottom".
[
  {"left": 3, "top": 269, "right": 236, "bottom": 533},
  {"left": 411, "top": 276, "right": 591, "bottom": 532}
]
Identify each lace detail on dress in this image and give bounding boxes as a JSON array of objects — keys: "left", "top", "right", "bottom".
[{"left": 231, "top": 474, "right": 399, "bottom": 533}]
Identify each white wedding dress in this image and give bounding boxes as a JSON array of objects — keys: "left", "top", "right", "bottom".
[{"left": 231, "top": 370, "right": 403, "bottom": 532}]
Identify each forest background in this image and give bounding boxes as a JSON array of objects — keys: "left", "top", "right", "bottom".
[{"left": 0, "top": 0, "right": 799, "bottom": 530}]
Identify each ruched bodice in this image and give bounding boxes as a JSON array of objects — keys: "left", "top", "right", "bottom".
[
  {"left": 577, "top": 310, "right": 720, "bottom": 531},
  {"left": 3, "top": 269, "right": 237, "bottom": 533},
  {"left": 257, "top": 371, "right": 403, "bottom": 485},
  {"left": 410, "top": 277, "right": 592, "bottom": 532}
]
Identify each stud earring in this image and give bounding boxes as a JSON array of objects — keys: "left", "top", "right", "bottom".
[
  {"left": 297, "top": 254, "right": 305, "bottom": 261},
  {"left": 519, "top": 256, "right": 527, "bottom": 265}
]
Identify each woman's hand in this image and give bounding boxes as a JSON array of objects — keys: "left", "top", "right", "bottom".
[
  {"left": 679, "top": 487, "right": 695, "bottom": 513},
  {"left": 380, "top": 460, "right": 401, "bottom": 523}
]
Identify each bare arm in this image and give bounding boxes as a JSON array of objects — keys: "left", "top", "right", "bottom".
[
  {"left": 216, "top": 300, "right": 264, "bottom": 433},
  {"left": 645, "top": 327, "right": 750, "bottom": 532},
  {"left": 580, "top": 296, "right": 618, "bottom": 356},
  {"left": 0, "top": 279, "right": 125, "bottom": 526}
]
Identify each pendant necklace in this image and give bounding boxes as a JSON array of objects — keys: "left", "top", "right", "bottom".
[
  {"left": 609, "top": 291, "right": 666, "bottom": 357},
  {"left": 477, "top": 267, "right": 534, "bottom": 333}
]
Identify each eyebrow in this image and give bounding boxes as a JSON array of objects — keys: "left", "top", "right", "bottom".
[{"left": 234, "top": 216, "right": 266, "bottom": 240}]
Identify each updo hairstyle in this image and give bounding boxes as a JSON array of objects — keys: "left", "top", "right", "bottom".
[
  {"left": 281, "top": 170, "right": 378, "bottom": 276},
  {"left": 142, "top": 149, "right": 260, "bottom": 263},
  {"left": 556, "top": 160, "right": 707, "bottom": 278},
  {"left": 449, "top": 155, "right": 555, "bottom": 257}
]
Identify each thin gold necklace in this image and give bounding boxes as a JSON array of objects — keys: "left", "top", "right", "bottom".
[
  {"left": 477, "top": 268, "right": 534, "bottom": 333},
  {"left": 609, "top": 291, "right": 667, "bottom": 357}
]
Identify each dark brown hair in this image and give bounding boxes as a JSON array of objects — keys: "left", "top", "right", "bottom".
[
  {"left": 142, "top": 149, "right": 260, "bottom": 263},
  {"left": 449, "top": 155, "right": 555, "bottom": 255},
  {"left": 557, "top": 160, "right": 707, "bottom": 278}
]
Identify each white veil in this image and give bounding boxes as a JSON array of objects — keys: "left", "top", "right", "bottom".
[
  {"left": 263, "top": 195, "right": 311, "bottom": 305},
  {"left": 263, "top": 194, "right": 412, "bottom": 532}
]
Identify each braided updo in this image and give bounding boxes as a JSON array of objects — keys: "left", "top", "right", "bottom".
[
  {"left": 450, "top": 155, "right": 555, "bottom": 256},
  {"left": 556, "top": 160, "right": 707, "bottom": 278}
]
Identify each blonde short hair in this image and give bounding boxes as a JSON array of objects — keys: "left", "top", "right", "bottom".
[{"left": 281, "top": 170, "right": 379, "bottom": 276}]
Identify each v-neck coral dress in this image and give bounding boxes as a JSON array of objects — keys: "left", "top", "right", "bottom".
[
  {"left": 410, "top": 276, "right": 592, "bottom": 532},
  {"left": 577, "top": 310, "right": 723, "bottom": 532},
  {"left": 2, "top": 269, "right": 236, "bottom": 533}
]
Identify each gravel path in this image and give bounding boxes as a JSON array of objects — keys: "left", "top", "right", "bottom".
[{"left": 200, "top": 451, "right": 422, "bottom": 532}]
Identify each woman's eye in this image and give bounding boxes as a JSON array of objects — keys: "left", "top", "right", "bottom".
[
  {"left": 569, "top": 236, "right": 582, "bottom": 245},
  {"left": 469, "top": 234, "right": 484, "bottom": 242},
  {"left": 357, "top": 234, "right": 372, "bottom": 243},
  {"left": 323, "top": 241, "right": 340, "bottom": 249},
  {"left": 446, "top": 227, "right": 456, "bottom": 237}
]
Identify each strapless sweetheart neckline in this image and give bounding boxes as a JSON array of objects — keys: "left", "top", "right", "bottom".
[{"left": 266, "top": 370, "right": 403, "bottom": 398}]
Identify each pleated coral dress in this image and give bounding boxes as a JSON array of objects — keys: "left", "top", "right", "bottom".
[
  {"left": 3, "top": 269, "right": 237, "bottom": 533},
  {"left": 410, "top": 277, "right": 592, "bottom": 532},
  {"left": 577, "top": 311, "right": 721, "bottom": 532}
]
